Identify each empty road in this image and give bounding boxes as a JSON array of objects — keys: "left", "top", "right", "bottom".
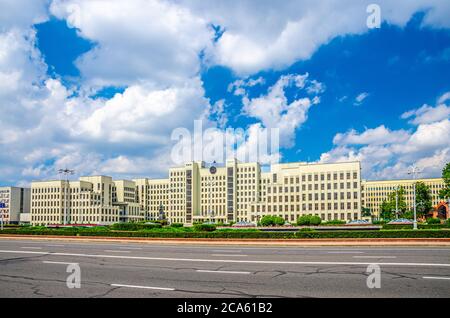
[{"left": 0, "top": 237, "right": 449, "bottom": 298}]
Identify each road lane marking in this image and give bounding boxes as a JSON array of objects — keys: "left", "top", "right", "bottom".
[
  {"left": 353, "top": 256, "right": 397, "bottom": 259},
  {"left": 43, "top": 261, "right": 77, "bottom": 265},
  {"left": 1, "top": 250, "right": 450, "bottom": 268},
  {"left": 21, "top": 247, "right": 42, "bottom": 249},
  {"left": 104, "top": 250, "right": 131, "bottom": 253},
  {"left": 423, "top": 276, "right": 450, "bottom": 281},
  {"left": 118, "top": 247, "right": 142, "bottom": 250},
  {"left": 196, "top": 270, "right": 251, "bottom": 275},
  {"left": 211, "top": 254, "right": 247, "bottom": 257},
  {"left": 2, "top": 239, "right": 450, "bottom": 252},
  {"left": 47, "top": 244, "right": 65, "bottom": 247},
  {"left": 111, "top": 284, "right": 174, "bottom": 291},
  {"left": 327, "top": 251, "right": 364, "bottom": 254}
]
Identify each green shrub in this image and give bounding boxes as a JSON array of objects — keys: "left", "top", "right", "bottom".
[
  {"left": 170, "top": 223, "right": 184, "bottom": 228},
  {"left": 152, "top": 219, "right": 169, "bottom": 226},
  {"left": 193, "top": 223, "right": 216, "bottom": 232},
  {"left": 426, "top": 218, "right": 441, "bottom": 224},
  {"left": 2, "top": 228, "right": 450, "bottom": 239},
  {"left": 260, "top": 215, "right": 275, "bottom": 226},
  {"left": 110, "top": 223, "right": 161, "bottom": 231},
  {"left": 274, "top": 216, "right": 285, "bottom": 226},
  {"left": 383, "top": 223, "right": 445, "bottom": 230},
  {"left": 323, "top": 219, "right": 346, "bottom": 225},
  {"left": 297, "top": 215, "right": 311, "bottom": 226},
  {"left": 310, "top": 215, "right": 322, "bottom": 226},
  {"left": 297, "top": 215, "right": 322, "bottom": 226},
  {"left": 299, "top": 227, "right": 315, "bottom": 232}
]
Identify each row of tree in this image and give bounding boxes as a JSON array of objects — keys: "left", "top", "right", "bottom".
[{"left": 375, "top": 162, "right": 450, "bottom": 220}]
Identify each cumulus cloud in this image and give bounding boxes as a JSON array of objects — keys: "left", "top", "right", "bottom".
[
  {"left": 242, "top": 73, "right": 322, "bottom": 147},
  {"left": 50, "top": 0, "right": 214, "bottom": 90},
  {"left": 401, "top": 92, "right": 450, "bottom": 125},
  {"left": 185, "top": 0, "right": 450, "bottom": 75},
  {"left": 320, "top": 95, "right": 450, "bottom": 179},
  {"left": 0, "top": 8, "right": 212, "bottom": 185},
  {"left": 2, "top": 0, "right": 450, "bottom": 186},
  {"left": 333, "top": 126, "right": 410, "bottom": 146}
]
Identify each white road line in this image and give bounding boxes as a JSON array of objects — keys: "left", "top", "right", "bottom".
[
  {"left": 21, "top": 247, "right": 42, "bottom": 249},
  {"left": 47, "top": 244, "right": 65, "bottom": 247},
  {"left": 2, "top": 240, "right": 450, "bottom": 252},
  {"left": 423, "top": 276, "right": 450, "bottom": 281},
  {"left": 211, "top": 254, "right": 247, "bottom": 257},
  {"left": 104, "top": 250, "right": 131, "bottom": 253},
  {"left": 353, "top": 256, "right": 397, "bottom": 259},
  {"left": 327, "top": 251, "right": 364, "bottom": 254},
  {"left": 111, "top": 284, "right": 174, "bottom": 291},
  {"left": 43, "top": 261, "right": 77, "bottom": 265},
  {"left": 1, "top": 250, "right": 450, "bottom": 268},
  {"left": 118, "top": 247, "right": 142, "bottom": 250},
  {"left": 196, "top": 270, "right": 251, "bottom": 275}
]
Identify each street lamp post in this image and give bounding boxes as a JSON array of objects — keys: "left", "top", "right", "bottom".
[
  {"left": 58, "top": 168, "right": 74, "bottom": 226},
  {"left": 408, "top": 165, "right": 422, "bottom": 230},
  {"left": 395, "top": 185, "right": 399, "bottom": 219},
  {"left": 0, "top": 200, "right": 6, "bottom": 231}
]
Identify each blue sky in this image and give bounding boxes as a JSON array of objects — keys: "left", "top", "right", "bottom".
[{"left": 1, "top": 1, "right": 450, "bottom": 186}]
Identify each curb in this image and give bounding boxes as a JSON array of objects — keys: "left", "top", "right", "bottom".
[{"left": 1, "top": 235, "right": 450, "bottom": 246}]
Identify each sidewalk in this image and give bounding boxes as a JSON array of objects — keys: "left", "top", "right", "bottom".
[{"left": 1, "top": 234, "right": 450, "bottom": 246}]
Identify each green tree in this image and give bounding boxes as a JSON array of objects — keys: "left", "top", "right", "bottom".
[
  {"left": 361, "top": 207, "right": 372, "bottom": 217},
  {"left": 297, "top": 214, "right": 322, "bottom": 226},
  {"left": 260, "top": 215, "right": 275, "bottom": 226},
  {"left": 380, "top": 200, "right": 393, "bottom": 220},
  {"left": 394, "top": 186, "right": 408, "bottom": 216},
  {"left": 379, "top": 186, "right": 407, "bottom": 219},
  {"left": 439, "top": 162, "right": 450, "bottom": 200},
  {"left": 415, "top": 181, "right": 432, "bottom": 217}
]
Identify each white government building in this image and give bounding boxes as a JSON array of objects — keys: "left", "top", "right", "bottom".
[{"left": 0, "top": 159, "right": 445, "bottom": 226}]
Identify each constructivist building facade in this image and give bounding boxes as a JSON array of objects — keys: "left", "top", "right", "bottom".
[
  {"left": 0, "top": 187, "right": 31, "bottom": 224},
  {"left": 361, "top": 178, "right": 446, "bottom": 218},
  {"left": 134, "top": 160, "right": 362, "bottom": 225},
  {"left": 30, "top": 176, "right": 144, "bottom": 226},
  {"left": 248, "top": 161, "right": 362, "bottom": 223},
  {"left": 28, "top": 159, "right": 448, "bottom": 226}
]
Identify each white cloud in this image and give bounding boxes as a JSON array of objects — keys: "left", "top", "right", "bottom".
[
  {"left": 0, "top": 10, "right": 212, "bottom": 185},
  {"left": 50, "top": 0, "right": 214, "bottom": 90},
  {"left": 2, "top": 0, "right": 450, "bottom": 186},
  {"left": 0, "top": 0, "right": 48, "bottom": 29},
  {"left": 43, "top": 0, "right": 450, "bottom": 82},
  {"left": 354, "top": 92, "right": 370, "bottom": 106},
  {"left": 227, "top": 76, "right": 266, "bottom": 96},
  {"left": 438, "top": 92, "right": 450, "bottom": 104},
  {"left": 76, "top": 78, "right": 209, "bottom": 144},
  {"left": 333, "top": 126, "right": 410, "bottom": 146},
  {"left": 401, "top": 92, "right": 450, "bottom": 125},
  {"left": 320, "top": 95, "right": 450, "bottom": 179},
  {"left": 242, "top": 73, "right": 322, "bottom": 147},
  {"left": 186, "top": 0, "right": 450, "bottom": 75}
]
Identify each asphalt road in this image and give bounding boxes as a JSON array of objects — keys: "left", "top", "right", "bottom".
[{"left": 0, "top": 238, "right": 449, "bottom": 298}]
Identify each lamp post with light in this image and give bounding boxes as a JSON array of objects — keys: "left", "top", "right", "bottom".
[
  {"left": 408, "top": 165, "right": 422, "bottom": 230},
  {"left": 0, "top": 200, "right": 6, "bottom": 231},
  {"left": 58, "top": 168, "right": 74, "bottom": 226}
]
